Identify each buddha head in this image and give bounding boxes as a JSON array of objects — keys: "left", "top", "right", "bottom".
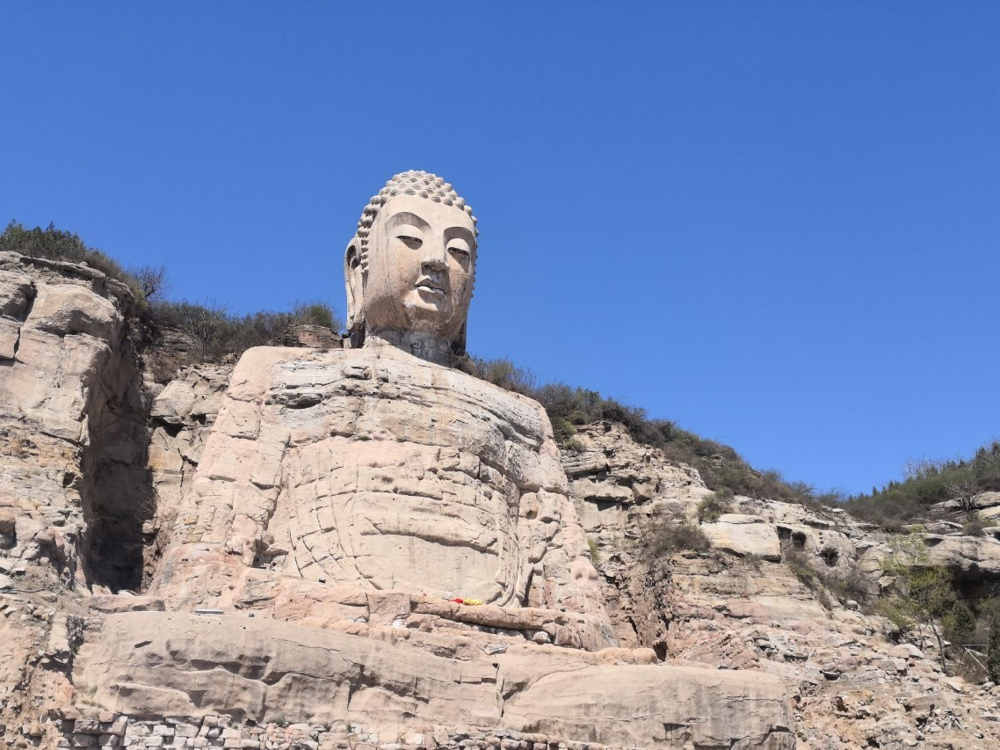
[{"left": 345, "top": 171, "right": 478, "bottom": 356}]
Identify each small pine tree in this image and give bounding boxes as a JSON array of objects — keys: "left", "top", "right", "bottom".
[
  {"left": 942, "top": 602, "right": 977, "bottom": 645},
  {"left": 987, "top": 610, "right": 1000, "bottom": 683}
]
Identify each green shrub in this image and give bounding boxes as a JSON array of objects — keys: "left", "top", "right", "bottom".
[
  {"left": 651, "top": 520, "right": 710, "bottom": 556},
  {"left": 697, "top": 489, "right": 735, "bottom": 523},
  {"left": 943, "top": 603, "right": 978, "bottom": 645},
  {"left": 587, "top": 538, "right": 602, "bottom": 565},
  {"left": 782, "top": 544, "right": 817, "bottom": 588},
  {"left": 963, "top": 513, "right": 987, "bottom": 537},
  {"left": 149, "top": 300, "right": 341, "bottom": 362},
  {"left": 832, "top": 561, "right": 877, "bottom": 606},
  {"left": 455, "top": 356, "right": 537, "bottom": 395},
  {"left": 290, "top": 300, "right": 339, "bottom": 329},
  {"left": 877, "top": 534, "right": 961, "bottom": 673},
  {"left": 987, "top": 609, "right": 1000, "bottom": 683},
  {"left": 781, "top": 543, "right": 875, "bottom": 610},
  {"left": 0, "top": 221, "right": 148, "bottom": 307}
]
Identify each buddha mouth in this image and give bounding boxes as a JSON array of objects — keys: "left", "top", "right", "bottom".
[{"left": 415, "top": 280, "right": 446, "bottom": 295}]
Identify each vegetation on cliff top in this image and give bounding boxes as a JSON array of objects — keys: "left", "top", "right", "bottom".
[
  {"left": 456, "top": 355, "right": 838, "bottom": 507},
  {"left": 1, "top": 221, "right": 342, "bottom": 369},
  {"left": 845, "top": 442, "right": 1000, "bottom": 529},
  {"left": 1, "top": 221, "right": 152, "bottom": 304}
]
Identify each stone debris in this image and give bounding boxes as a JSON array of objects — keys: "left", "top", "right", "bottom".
[{"left": 57, "top": 714, "right": 631, "bottom": 750}]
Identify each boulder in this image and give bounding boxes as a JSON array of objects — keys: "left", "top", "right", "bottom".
[
  {"left": 702, "top": 515, "right": 781, "bottom": 560},
  {"left": 26, "top": 284, "right": 121, "bottom": 341},
  {"left": 922, "top": 534, "right": 1000, "bottom": 580}
]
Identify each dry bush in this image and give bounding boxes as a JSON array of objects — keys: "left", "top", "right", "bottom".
[
  {"left": 650, "top": 520, "right": 710, "bottom": 556},
  {"left": 697, "top": 489, "right": 735, "bottom": 523}
]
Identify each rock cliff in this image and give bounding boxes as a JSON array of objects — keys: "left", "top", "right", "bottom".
[
  {"left": 562, "top": 422, "right": 1000, "bottom": 749},
  {"left": 1, "top": 254, "right": 999, "bottom": 750}
]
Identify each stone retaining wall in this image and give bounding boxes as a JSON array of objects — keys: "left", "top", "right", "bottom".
[{"left": 60, "top": 715, "right": 611, "bottom": 750}]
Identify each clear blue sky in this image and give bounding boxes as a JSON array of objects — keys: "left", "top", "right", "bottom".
[{"left": 2, "top": 3, "right": 998, "bottom": 496}]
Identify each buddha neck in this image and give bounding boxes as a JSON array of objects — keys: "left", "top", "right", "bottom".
[{"left": 365, "top": 328, "right": 454, "bottom": 366}]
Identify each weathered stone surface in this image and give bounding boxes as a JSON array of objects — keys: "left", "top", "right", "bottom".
[
  {"left": 561, "top": 423, "right": 1000, "bottom": 750},
  {"left": 86, "top": 612, "right": 502, "bottom": 726},
  {"left": 151, "top": 343, "right": 612, "bottom": 647},
  {"left": 702, "top": 514, "right": 782, "bottom": 560},
  {"left": 28, "top": 283, "right": 121, "bottom": 340},
  {"left": 503, "top": 665, "right": 793, "bottom": 749},
  {"left": 88, "top": 594, "right": 166, "bottom": 614},
  {"left": 144, "top": 363, "right": 233, "bottom": 583},
  {"left": 919, "top": 534, "right": 1000, "bottom": 580},
  {"left": 0, "top": 316, "right": 19, "bottom": 359},
  {"left": 0, "top": 252, "right": 146, "bottom": 588},
  {"left": 83, "top": 612, "right": 794, "bottom": 749}
]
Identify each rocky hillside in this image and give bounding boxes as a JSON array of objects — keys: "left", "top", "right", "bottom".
[
  {"left": 562, "top": 422, "right": 1000, "bottom": 749},
  {"left": 2, "top": 252, "right": 1000, "bottom": 750}
]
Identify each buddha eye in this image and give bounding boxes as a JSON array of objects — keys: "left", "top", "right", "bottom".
[
  {"left": 398, "top": 235, "right": 422, "bottom": 249},
  {"left": 447, "top": 240, "right": 471, "bottom": 257}
]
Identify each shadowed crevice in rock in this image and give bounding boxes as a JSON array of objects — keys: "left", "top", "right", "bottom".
[{"left": 78, "top": 304, "right": 157, "bottom": 592}]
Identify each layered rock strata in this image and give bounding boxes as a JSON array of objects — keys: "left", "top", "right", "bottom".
[
  {"left": 0, "top": 251, "right": 148, "bottom": 590},
  {"left": 561, "top": 422, "right": 1000, "bottom": 750}
]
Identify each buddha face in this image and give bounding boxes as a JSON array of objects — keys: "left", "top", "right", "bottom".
[{"left": 349, "top": 194, "right": 477, "bottom": 344}]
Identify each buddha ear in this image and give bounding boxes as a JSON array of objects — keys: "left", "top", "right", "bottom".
[{"left": 344, "top": 237, "right": 365, "bottom": 347}]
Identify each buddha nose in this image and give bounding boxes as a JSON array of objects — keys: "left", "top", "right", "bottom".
[{"left": 421, "top": 241, "right": 448, "bottom": 272}]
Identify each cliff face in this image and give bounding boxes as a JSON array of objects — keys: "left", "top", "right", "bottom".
[
  {"left": 0, "top": 252, "right": 150, "bottom": 748},
  {"left": 1, "top": 254, "right": 999, "bottom": 750},
  {"left": 0, "top": 251, "right": 151, "bottom": 590},
  {"left": 562, "top": 422, "right": 1000, "bottom": 749}
]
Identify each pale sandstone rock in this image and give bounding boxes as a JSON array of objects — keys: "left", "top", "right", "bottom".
[
  {"left": 83, "top": 611, "right": 794, "bottom": 749},
  {"left": 0, "top": 252, "right": 143, "bottom": 587},
  {"left": 28, "top": 283, "right": 121, "bottom": 340},
  {"left": 702, "top": 514, "right": 782, "bottom": 560},
  {"left": 502, "top": 665, "right": 793, "bottom": 749},
  {"left": 150, "top": 343, "right": 613, "bottom": 648},
  {"left": 89, "top": 594, "right": 166, "bottom": 614},
  {"left": 145, "top": 363, "right": 233, "bottom": 577},
  {"left": 977, "top": 504, "right": 1000, "bottom": 520},
  {"left": 562, "top": 424, "right": 1000, "bottom": 749},
  {"left": 974, "top": 491, "right": 1000, "bottom": 510},
  {"left": 0, "top": 317, "right": 18, "bottom": 359},
  {"left": 921, "top": 534, "right": 1000, "bottom": 579},
  {"left": 0, "top": 268, "right": 34, "bottom": 317},
  {"left": 859, "top": 533, "right": 1000, "bottom": 584}
]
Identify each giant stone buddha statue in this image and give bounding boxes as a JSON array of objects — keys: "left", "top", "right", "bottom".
[
  {"left": 151, "top": 171, "right": 613, "bottom": 643},
  {"left": 89, "top": 172, "right": 793, "bottom": 750}
]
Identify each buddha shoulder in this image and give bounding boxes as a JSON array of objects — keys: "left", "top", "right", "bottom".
[{"left": 225, "top": 344, "right": 552, "bottom": 444}]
